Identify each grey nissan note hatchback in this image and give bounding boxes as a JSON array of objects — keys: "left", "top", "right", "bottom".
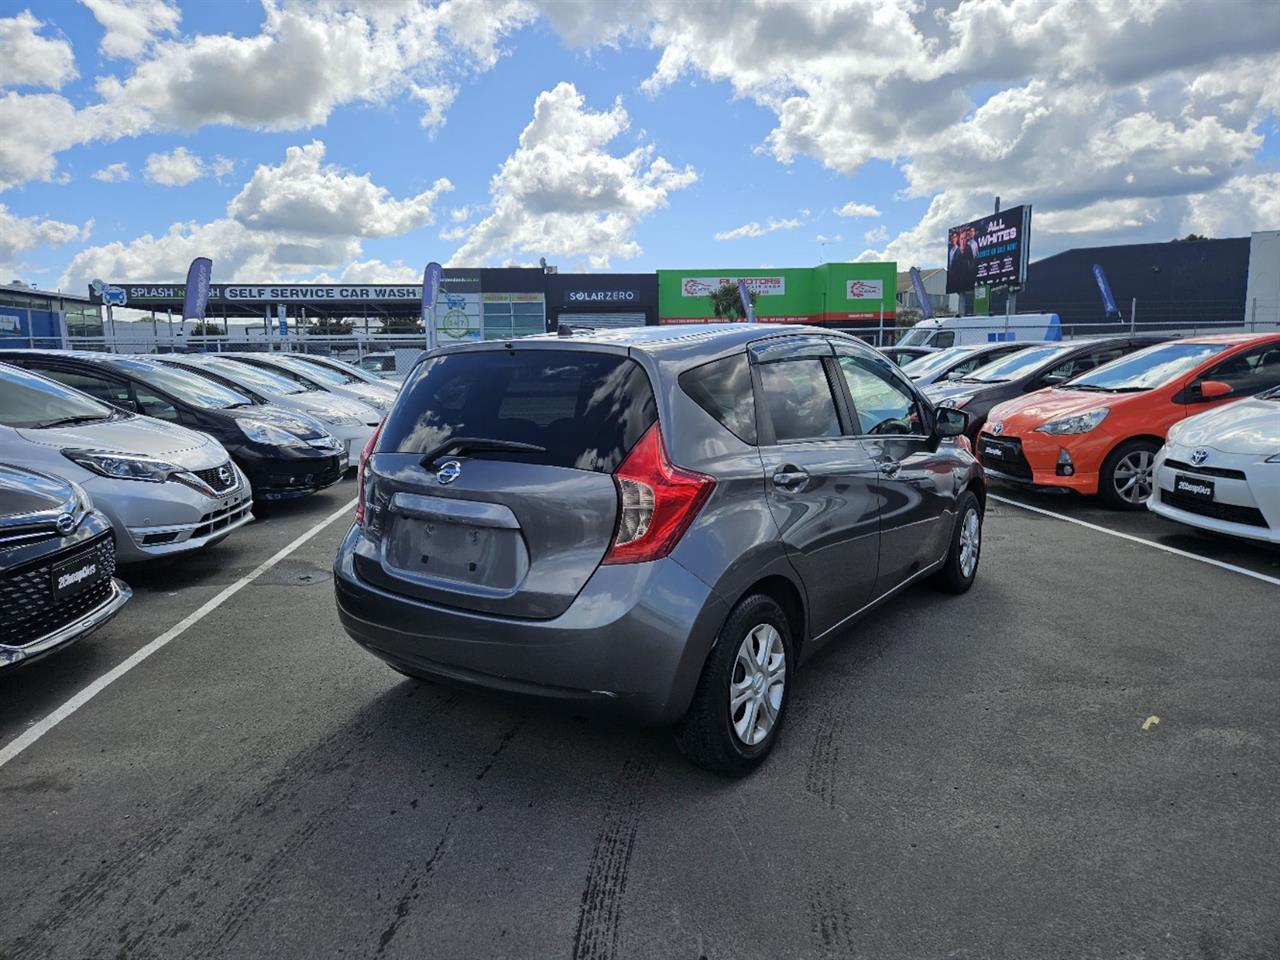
[{"left": 335, "top": 324, "right": 984, "bottom": 775}]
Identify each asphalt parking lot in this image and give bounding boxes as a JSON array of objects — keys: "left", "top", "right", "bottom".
[{"left": 2, "top": 477, "right": 1277, "bottom": 960}]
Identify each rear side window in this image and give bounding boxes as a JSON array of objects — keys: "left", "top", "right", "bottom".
[
  {"left": 379, "top": 349, "right": 656, "bottom": 473},
  {"left": 679, "top": 353, "right": 756, "bottom": 444},
  {"left": 757, "top": 359, "right": 842, "bottom": 442},
  {"left": 1201, "top": 342, "right": 1280, "bottom": 395}
]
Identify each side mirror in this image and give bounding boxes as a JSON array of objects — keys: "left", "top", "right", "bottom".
[
  {"left": 1041, "top": 373, "right": 1068, "bottom": 386},
  {"left": 934, "top": 406, "right": 969, "bottom": 438},
  {"left": 1199, "top": 379, "right": 1233, "bottom": 399}
]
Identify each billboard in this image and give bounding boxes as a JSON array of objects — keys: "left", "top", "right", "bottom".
[
  {"left": 945, "top": 205, "right": 1031, "bottom": 294},
  {"left": 658, "top": 263, "right": 895, "bottom": 325}
]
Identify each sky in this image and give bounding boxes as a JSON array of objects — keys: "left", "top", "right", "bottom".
[{"left": 1, "top": 0, "right": 1278, "bottom": 298}]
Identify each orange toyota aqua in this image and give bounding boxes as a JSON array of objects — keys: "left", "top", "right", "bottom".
[{"left": 977, "top": 333, "right": 1280, "bottom": 509}]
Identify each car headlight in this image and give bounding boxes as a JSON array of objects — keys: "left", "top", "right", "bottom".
[
  {"left": 938, "top": 395, "right": 972, "bottom": 410},
  {"left": 311, "top": 410, "right": 358, "bottom": 426},
  {"left": 236, "top": 418, "right": 307, "bottom": 446},
  {"left": 1266, "top": 453, "right": 1280, "bottom": 463},
  {"left": 62, "top": 449, "right": 181, "bottom": 482},
  {"left": 1034, "top": 408, "right": 1110, "bottom": 435},
  {"left": 361, "top": 395, "right": 389, "bottom": 412}
]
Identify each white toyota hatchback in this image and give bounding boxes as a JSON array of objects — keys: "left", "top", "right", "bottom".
[{"left": 1149, "top": 387, "right": 1280, "bottom": 545}]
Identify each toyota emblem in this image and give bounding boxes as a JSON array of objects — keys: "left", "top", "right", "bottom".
[
  {"left": 55, "top": 513, "right": 77, "bottom": 535},
  {"left": 1190, "top": 448, "right": 1209, "bottom": 466},
  {"left": 990, "top": 421, "right": 1004, "bottom": 435},
  {"left": 436, "top": 459, "right": 462, "bottom": 485}
]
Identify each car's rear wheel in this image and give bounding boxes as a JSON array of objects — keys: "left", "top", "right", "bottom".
[
  {"left": 1100, "top": 439, "right": 1160, "bottom": 510},
  {"left": 931, "top": 490, "right": 982, "bottom": 594},
  {"left": 677, "top": 594, "right": 792, "bottom": 777}
]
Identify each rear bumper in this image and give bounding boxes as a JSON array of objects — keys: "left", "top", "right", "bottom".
[
  {"left": 0, "top": 578, "right": 131, "bottom": 669},
  {"left": 333, "top": 526, "right": 728, "bottom": 724}
]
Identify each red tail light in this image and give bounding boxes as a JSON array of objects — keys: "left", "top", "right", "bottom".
[
  {"left": 602, "top": 423, "right": 715, "bottom": 565},
  {"left": 355, "top": 417, "right": 386, "bottom": 526}
]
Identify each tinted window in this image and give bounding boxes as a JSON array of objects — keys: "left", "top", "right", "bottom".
[
  {"left": 1201, "top": 342, "right": 1280, "bottom": 395},
  {"left": 933, "top": 331, "right": 956, "bottom": 348},
  {"left": 1068, "top": 341, "right": 1228, "bottom": 390},
  {"left": 134, "top": 385, "right": 181, "bottom": 421},
  {"left": 379, "top": 350, "right": 656, "bottom": 473},
  {"left": 36, "top": 368, "right": 132, "bottom": 406},
  {"left": 0, "top": 364, "right": 117, "bottom": 428},
  {"left": 757, "top": 359, "right": 841, "bottom": 442},
  {"left": 1043, "top": 347, "right": 1124, "bottom": 383},
  {"left": 679, "top": 353, "right": 756, "bottom": 444},
  {"left": 837, "top": 354, "right": 925, "bottom": 436}
]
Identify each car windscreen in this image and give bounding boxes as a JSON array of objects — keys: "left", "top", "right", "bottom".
[
  {"left": 235, "top": 359, "right": 323, "bottom": 390},
  {"left": 962, "top": 344, "right": 1076, "bottom": 383},
  {"left": 379, "top": 349, "right": 656, "bottom": 473},
  {"left": 1066, "top": 341, "right": 1230, "bottom": 391},
  {"left": 113, "top": 358, "right": 252, "bottom": 409},
  {"left": 900, "top": 346, "right": 972, "bottom": 377},
  {"left": 0, "top": 363, "right": 119, "bottom": 428},
  {"left": 201, "top": 357, "right": 306, "bottom": 395},
  {"left": 293, "top": 358, "right": 361, "bottom": 384}
]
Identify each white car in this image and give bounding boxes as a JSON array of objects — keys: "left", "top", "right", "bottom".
[
  {"left": 0, "top": 362, "right": 253, "bottom": 562},
  {"left": 1149, "top": 388, "right": 1280, "bottom": 545},
  {"left": 225, "top": 353, "right": 396, "bottom": 414}
]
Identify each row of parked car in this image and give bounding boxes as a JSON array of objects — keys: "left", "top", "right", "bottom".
[
  {"left": 0, "top": 349, "right": 399, "bottom": 671},
  {"left": 891, "top": 331, "right": 1280, "bottom": 543}
]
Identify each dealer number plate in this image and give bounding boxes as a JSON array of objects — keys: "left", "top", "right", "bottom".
[
  {"left": 1174, "top": 474, "right": 1215, "bottom": 501},
  {"left": 51, "top": 551, "right": 101, "bottom": 603}
]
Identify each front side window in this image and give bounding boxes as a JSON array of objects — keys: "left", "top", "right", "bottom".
[
  {"left": 34, "top": 368, "right": 133, "bottom": 407},
  {"left": 757, "top": 359, "right": 842, "bottom": 442},
  {"left": 0, "top": 364, "right": 117, "bottom": 428},
  {"left": 837, "top": 354, "right": 925, "bottom": 436},
  {"left": 1200, "top": 342, "right": 1280, "bottom": 395},
  {"left": 114, "top": 359, "right": 251, "bottom": 409},
  {"left": 679, "top": 353, "right": 757, "bottom": 444},
  {"left": 134, "top": 386, "right": 181, "bottom": 421},
  {"left": 1043, "top": 347, "right": 1125, "bottom": 383},
  {"left": 933, "top": 331, "right": 956, "bottom": 348}
]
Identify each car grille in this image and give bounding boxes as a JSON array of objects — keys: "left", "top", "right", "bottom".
[
  {"left": 1163, "top": 459, "right": 1247, "bottom": 481},
  {"left": 976, "top": 434, "right": 1033, "bottom": 480},
  {"left": 1161, "top": 490, "right": 1268, "bottom": 528},
  {"left": 192, "top": 499, "right": 254, "bottom": 540},
  {"left": 192, "top": 463, "right": 239, "bottom": 492},
  {"left": 0, "top": 534, "right": 116, "bottom": 647}
]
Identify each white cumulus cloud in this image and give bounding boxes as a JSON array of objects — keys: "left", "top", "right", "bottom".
[
  {"left": 449, "top": 82, "right": 696, "bottom": 267},
  {"left": 144, "top": 146, "right": 235, "bottom": 185},
  {"left": 80, "top": 0, "right": 181, "bottom": 60},
  {"left": 0, "top": 11, "right": 77, "bottom": 90},
  {"left": 835, "top": 202, "right": 881, "bottom": 218},
  {"left": 92, "top": 161, "right": 131, "bottom": 182},
  {"left": 714, "top": 217, "right": 802, "bottom": 241},
  {"left": 0, "top": 205, "right": 88, "bottom": 273}
]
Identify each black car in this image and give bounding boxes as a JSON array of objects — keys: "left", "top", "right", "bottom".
[
  {"left": 1, "top": 464, "right": 130, "bottom": 670},
  {"left": 921, "top": 335, "right": 1166, "bottom": 440},
  {"left": 0, "top": 351, "right": 348, "bottom": 502}
]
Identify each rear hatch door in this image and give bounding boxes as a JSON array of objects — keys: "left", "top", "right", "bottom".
[{"left": 357, "top": 345, "right": 656, "bottom": 620}]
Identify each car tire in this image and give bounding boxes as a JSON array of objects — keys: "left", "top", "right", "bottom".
[
  {"left": 676, "top": 594, "right": 793, "bottom": 778},
  {"left": 931, "top": 490, "right": 983, "bottom": 594},
  {"left": 1099, "top": 439, "right": 1160, "bottom": 510}
]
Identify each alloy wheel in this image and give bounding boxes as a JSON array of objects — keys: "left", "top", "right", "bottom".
[
  {"left": 1112, "top": 449, "right": 1155, "bottom": 504},
  {"left": 959, "top": 507, "right": 981, "bottom": 578},
  {"left": 730, "top": 623, "right": 786, "bottom": 746}
]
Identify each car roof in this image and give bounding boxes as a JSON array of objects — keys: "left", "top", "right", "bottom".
[{"left": 1172, "top": 332, "right": 1280, "bottom": 345}]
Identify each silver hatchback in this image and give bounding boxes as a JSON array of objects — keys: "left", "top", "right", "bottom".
[{"left": 335, "top": 325, "right": 985, "bottom": 775}]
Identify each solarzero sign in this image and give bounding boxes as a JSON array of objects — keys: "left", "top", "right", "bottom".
[
  {"left": 566, "top": 290, "right": 640, "bottom": 303},
  {"left": 681, "top": 276, "right": 785, "bottom": 297}
]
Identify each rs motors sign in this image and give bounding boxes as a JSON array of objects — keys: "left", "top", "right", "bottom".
[{"left": 681, "top": 276, "right": 785, "bottom": 297}]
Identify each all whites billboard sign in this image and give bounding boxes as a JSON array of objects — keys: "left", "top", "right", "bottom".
[{"left": 681, "top": 276, "right": 785, "bottom": 297}]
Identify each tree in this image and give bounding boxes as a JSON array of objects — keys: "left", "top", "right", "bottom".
[
  {"left": 190, "top": 321, "right": 225, "bottom": 336},
  {"left": 707, "top": 282, "right": 758, "bottom": 320},
  {"left": 380, "top": 316, "right": 424, "bottom": 334},
  {"left": 1173, "top": 233, "right": 1210, "bottom": 242},
  {"left": 306, "top": 317, "right": 354, "bottom": 336}
]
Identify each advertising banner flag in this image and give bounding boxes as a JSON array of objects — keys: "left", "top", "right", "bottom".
[
  {"left": 908, "top": 267, "right": 933, "bottom": 320},
  {"left": 182, "top": 258, "right": 213, "bottom": 320},
  {"left": 277, "top": 303, "right": 288, "bottom": 336},
  {"left": 422, "top": 261, "right": 443, "bottom": 348},
  {"left": 736, "top": 279, "right": 756, "bottom": 322},
  {"left": 1092, "top": 264, "right": 1120, "bottom": 317}
]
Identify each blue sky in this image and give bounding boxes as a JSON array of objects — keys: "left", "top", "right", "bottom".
[{"left": 1, "top": 0, "right": 1276, "bottom": 294}]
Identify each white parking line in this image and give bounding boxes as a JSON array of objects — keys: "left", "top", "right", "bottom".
[
  {"left": 990, "top": 494, "right": 1280, "bottom": 588},
  {"left": 0, "top": 498, "right": 357, "bottom": 772}
]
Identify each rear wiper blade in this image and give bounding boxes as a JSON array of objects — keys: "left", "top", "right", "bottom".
[{"left": 421, "top": 437, "right": 547, "bottom": 467}]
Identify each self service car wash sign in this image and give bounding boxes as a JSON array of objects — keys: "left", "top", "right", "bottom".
[{"left": 657, "top": 262, "right": 895, "bottom": 326}]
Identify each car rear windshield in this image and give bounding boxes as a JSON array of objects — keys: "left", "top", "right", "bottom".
[
  {"left": 1066, "top": 341, "right": 1230, "bottom": 390},
  {"left": 379, "top": 349, "right": 657, "bottom": 473},
  {"left": 963, "top": 344, "right": 1075, "bottom": 382},
  {"left": 0, "top": 363, "right": 118, "bottom": 428}
]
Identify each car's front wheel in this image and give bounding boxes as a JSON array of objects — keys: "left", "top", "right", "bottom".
[
  {"left": 932, "top": 489, "right": 983, "bottom": 594},
  {"left": 1100, "top": 439, "right": 1160, "bottom": 510},
  {"left": 677, "top": 594, "right": 792, "bottom": 777}
]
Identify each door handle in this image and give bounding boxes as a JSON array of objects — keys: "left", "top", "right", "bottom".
[
  {"left": 772, "top": 466, "right": 810, "bottom": 490},
  {"left": 879, "top": 459, "right": 901, "bottom": 478}
]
